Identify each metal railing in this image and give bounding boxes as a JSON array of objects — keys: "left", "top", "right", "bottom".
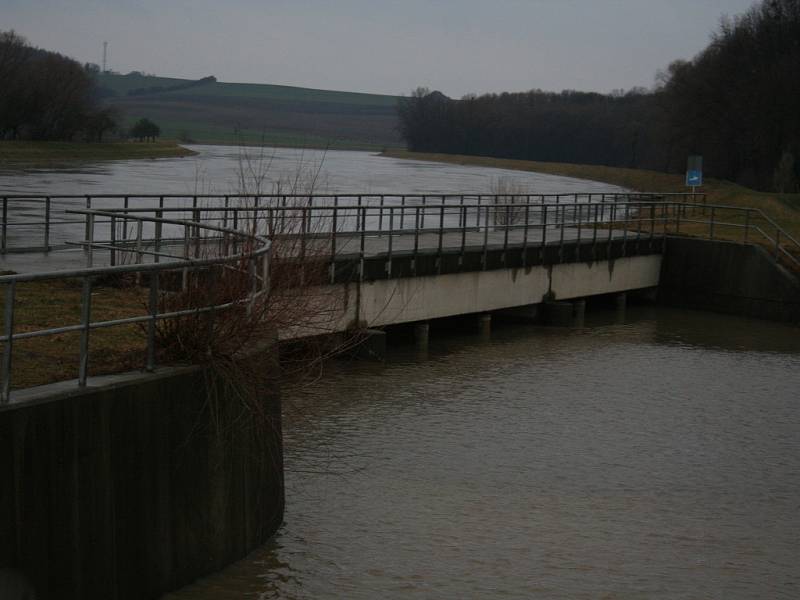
[
  {"left": 0, "top": 192, "right": 692, "bottom": 253},
  {"left": 0, "top": 210, "right": 271, "bottom": 403},
  {"left": 3, "top": 193, "right": 799, "bottom": 402},
  {"left": 68, "top": 196, "right": 800, "bottom": 279}
]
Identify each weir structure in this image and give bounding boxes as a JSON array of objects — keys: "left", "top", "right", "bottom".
[{"left": 1, "top": 191, "right": 799, "bottom": 599}]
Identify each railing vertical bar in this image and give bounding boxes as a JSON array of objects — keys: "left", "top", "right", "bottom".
[
  {"left": 359, "top": 206, "right": 366, "bottom": 281},
  {"left": 1, "top": 197, "right": 7, "bottom": 253},
  {"left": 387, "top": 207, "right": 394, "bottom": 277},
  {"left": 44, "top": 196, "right": 51, "bottom": 251},
  {"left": 78, "top": 276, "right": 92, "bottom": 387},
  {"left": 87, "top": 213, "right": 95, "bottom": 268},
  {"left": 413, "top": 207, "right": 420, "bottom": 276},
  {"left": 146, "top": 272, "right": 159, "bottom": 372},
  {"left": 522, "top": 204, "right": 530, "bottom": 266},
  {"left": 330, "top": 206, "right": 338, "bottom": 284},
  {"left": 1, "top": 281, "right": 16, "bottom": 402},
  {"left": 743, "top": 209, "right": 750, "bottom": 244}
]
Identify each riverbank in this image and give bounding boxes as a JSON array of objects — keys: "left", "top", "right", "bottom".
[
  {"left": 382, "top": 150, "right": 800, "bottom": 238},
  {"left": 0, "top": 140, "right": 197, "bottom": 165}
]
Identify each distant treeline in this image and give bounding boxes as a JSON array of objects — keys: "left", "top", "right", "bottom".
[
  {"left": 0, "top": 31, "right": 118, "bottom": 141},
  {"left": 398, "top": 0, "right": 800, "bottom": 192},
  {"left": 126, "top": 76, "right": 217, "bottom": 97}
]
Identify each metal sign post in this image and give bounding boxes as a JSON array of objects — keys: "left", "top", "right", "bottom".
[{"left": 686, "top": 155, "right": 703, "bottom": 214}]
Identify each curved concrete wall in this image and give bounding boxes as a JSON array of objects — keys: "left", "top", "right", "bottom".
[{"left": 0, "top": 351, "right": 284, "bottom": 600}]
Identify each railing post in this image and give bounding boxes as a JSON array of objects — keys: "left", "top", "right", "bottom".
[
  {"left": 155, "top": 210, "right": 163, "bottom": 263},
  {"left": 743, "top": 210, "right": 750, "bottom": 244},
  {"left": 541, "top": 204, "right": 548, "bottom": 259},
  {"left": 413, "top": 207, "right": 420, "bottom": 276},
  {"left": 709, "top": 207, "right": 716, "bottom": 240},
  {"left": 482, "top": 205, "right": 489, "bottom": 269},
  {"left": 132, "top": 222, "right": 143, "bottom": 270},
  {"left": 86, "top": 213, "right": 95, "bottom": 268},
  {"left": 1, "top": 281, "right": 16, "bottom": 402},
  {"left": 437, "top": 204, "right": 444, "bottom": 272},
  {"left": 330, "top": 206, "right": 338, "bottom": 284},
  {"left": 84, "top": 195, "right": 91, "bottom": 242},
  {"left": 44, "top": 196, "right": 51, "bottom": 251},
  {"left": 460, "top": 205, "right": 467, "bottom": 268},
  {"left": 386, "top": 207, "right": 394, "bottom": 277},
  {"left": 502, "top": 205, "right": 510, "bottom": 264},
  {"left": 146, "top": 272, "right": 159, "bottom": 372},
  {"left": 110, "top": 215, "right": 117, "bottom": 266},
  {"left": 522, "top": 204, "right": 530, "bottom": 266},
  {"left": 359, "top": 206, "right": 366, "bottom": 281},
  {"left": 1, "top": 197, "right": 7, "bottom": 253},
  {"left": 78, "top": 276, "right": 92, "bottom": 387}
]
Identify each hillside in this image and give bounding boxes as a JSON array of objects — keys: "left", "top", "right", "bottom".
[{"left": 98, "top": 72, "right": 403, "bottom": 150}]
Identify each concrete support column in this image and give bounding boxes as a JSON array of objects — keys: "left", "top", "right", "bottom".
[
  {"left": 414, "top": 322, "right": 430, "bottom": 351},
  {"left": 351, "top": 329, "right": 386, "bottom": 361},
  {"left": 615, "top": 293, "right": 627, "bottom": 324},
  {"left": 542, "top": 301, "right": 575, "bottom": 327},
  {"left": 615, "top": 293, "right": 627, "bottom": 311},
  {"left": 478, "top": 313, "right": 492, "bottom": 338},
  {"left": 573, "top": 299, "right": 587, "bottom": 327}
]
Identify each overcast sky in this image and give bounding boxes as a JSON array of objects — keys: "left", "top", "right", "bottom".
[{"left": 4, "top": 0, "right": 756, "bottom": 97}]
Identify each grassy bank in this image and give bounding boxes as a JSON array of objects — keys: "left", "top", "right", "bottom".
[
  {"left": 0, "top": 140, "right": 197, "bottom": 165},
  {"left": 382, "top": 150, "right": 800, "bottom": 239}
]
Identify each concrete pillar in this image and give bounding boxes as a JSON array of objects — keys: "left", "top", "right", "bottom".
[
  {"left": 573, "top": 299, "right": 586, "bottom": 327},
  {"left": 414, "top": 322, "right": 430, "bottom": 351},
  {"left": 478, "top": 313, "right": 492, "bottom": 338},
  {"left": 615, "top": 293, "right": 627, "bottom": 324},
  {"left": 351, "top": 328, "right": 386, "bottom": 361},
  {"left": 542, "top": 301, "right": 574, "bottom": 326}
]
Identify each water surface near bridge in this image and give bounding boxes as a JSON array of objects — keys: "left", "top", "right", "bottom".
[
  {"left": 0, "top": 144, "right": 627, "bottom": 196},
  {"left": 166, "top": 306, "right": 800, "bottom": 600}
]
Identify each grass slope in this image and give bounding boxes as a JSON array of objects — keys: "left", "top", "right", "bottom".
[
  {"left": 383, "top": 150, "right": 800, "bottom": 268},
  {"left": 100, "top": 73, "right": 403, "bottom": 150},
  {"left": 0, "top": 140, "right": 196, "bottom": 165}
]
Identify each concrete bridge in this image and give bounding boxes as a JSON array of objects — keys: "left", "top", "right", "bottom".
[{"left": 1, "top": 191, "right": 799, "bottom": 381}]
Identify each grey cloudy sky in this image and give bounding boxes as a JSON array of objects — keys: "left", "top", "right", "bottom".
[{"left": 4, "top": 0, "right": 755, "bottom": 97}]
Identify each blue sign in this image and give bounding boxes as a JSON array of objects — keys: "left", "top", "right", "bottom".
[
  {"left": 686, "top": 156, "right": 703, "bottom": 187},
  {"left": 686, "top": 170, "right": 703, "bottom": 186}
]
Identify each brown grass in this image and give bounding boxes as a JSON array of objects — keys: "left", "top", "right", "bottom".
[
  {"left": 5, "top": 279, "right": 147, "bottom": 389},
  {"left": 383, "top": 150, "right": 800, "bottom": 241}
]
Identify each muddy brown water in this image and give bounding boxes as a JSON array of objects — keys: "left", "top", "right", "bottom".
[{"left": 163, "top": 306, "right": 800, "bottom": 600}]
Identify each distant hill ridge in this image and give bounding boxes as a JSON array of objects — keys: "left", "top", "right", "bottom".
[{"left": 99, "top": 72, "right": 402, "bottom": 150}]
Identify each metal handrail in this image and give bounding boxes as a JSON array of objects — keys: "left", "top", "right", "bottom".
[
  {"left": 0, "top": 192, "right": 696, "bottom": 253},
  {"left": 3, "top": 195, "right": 798, "bottom": 402},
  {"left": 0, "top": 209, "right": 271, "bottom": 403}
]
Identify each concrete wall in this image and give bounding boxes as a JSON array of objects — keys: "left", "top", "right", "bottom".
[
  {"left": 345, "top": 254, "right": 662, "bottom": 328},
  {"left": 660, "top": 237, "right": 800, "bottom": 323},
  {"left": 0, "top": 350, "right": 284, "bottom": 600}
]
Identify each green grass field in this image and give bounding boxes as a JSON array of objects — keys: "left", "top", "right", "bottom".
[
  {"left": 99, "top": 73, "right": 403, "bottom": 150},
  {"left": 0, "top": 140, "right": 196, "bottom": 165}
]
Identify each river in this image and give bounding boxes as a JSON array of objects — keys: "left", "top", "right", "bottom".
[
  {"left": 162, "top": 305, "right": 800, "bottom": 600},
  {"left": 0, "top": 144, "right": 626, "bottom": 196}
]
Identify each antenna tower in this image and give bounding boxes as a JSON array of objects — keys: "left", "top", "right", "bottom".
[{"left": 102, "top": 41, "right": 108, "bottom": 73}]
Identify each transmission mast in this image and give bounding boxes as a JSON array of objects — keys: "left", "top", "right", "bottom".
[{"left": 102, "top": 41, "right": 108, "bottom": 73}]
